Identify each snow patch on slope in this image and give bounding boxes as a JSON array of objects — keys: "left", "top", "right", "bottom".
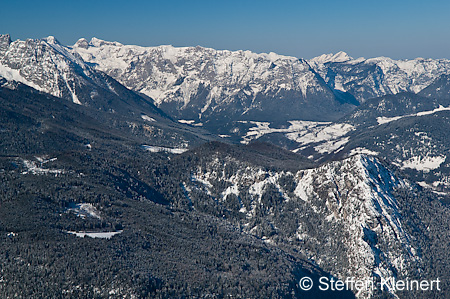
[
  {"left": 314, "top": 137, "right": 349, "bottom": 154},
  {"left": 377, "top": 105, "right": 450, "bottom": 125},
  {"left": 67, "top": 203, "right": 101, "bottom": 219},
  {"left": 141, "top": 114, "right": 156, "bottom": 122},
  {"left": 67, "top": 230, "right": 122, "bottom": 239},
  {"left": 178, "top": 119, "right": 203, "bottom": 126},
  {"left": 0, "top": 64, "right": 44, "bottom": 91},
  {"left": 142, "top": 145, "right": 188, "bottom": 154},
  {"left": 349, "top": 147, "right": 379, "bottom": 156},
  {"left": 240, "top": 120, "right": 354, "bottom": 151},
  {"left": 401, "top": 155, "right": 446, "bottom": 172},
  {"left": 21, "top": 157, "right": 64, "bottom": 175},
  {"left": 291, "top": 123, "right": 354, "bottom": 144}
]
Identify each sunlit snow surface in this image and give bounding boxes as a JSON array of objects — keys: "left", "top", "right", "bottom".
[
  {"left": 178, "top": 119, "right": 203, "bottom": 126},
  {"left": 0, "top": 64, "right": 44, "bottom": 91},
  {"left": 349, "top": 147, "right": 379, "bottom": 156},
  {"left": 401, "top": 155, "right": 446, "bottom": 172},
  {"left": 67, "top": 203, "right": 101, "bottom": 219},
  {"left": 240, "top": 120, "right": 354, "bottom": 147},
  {"left": 141, "top": 114, "right": 156, "bottom": 122},
  {"left": 142, "top": 145, "right": 188, "bottom": 154},
  {"left": 21, "top": 157, "right": 64, "bottom": 175},
  {"left": 67, "top": 230, "right": 123, "bottom": 239},
  {"left": 377, "top": 105, "right": 450, "bottom": 125}
]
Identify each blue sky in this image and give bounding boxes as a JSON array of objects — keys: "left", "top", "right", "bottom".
[{"left": 1, "top": 0, "right": 449, "bottom": 59}]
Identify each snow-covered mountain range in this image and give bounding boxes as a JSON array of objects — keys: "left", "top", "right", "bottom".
[
  {"left": 3, "top": 34, "right": 450, "bottom": 124},
  {"left": 3, "top": 34, "right": 450, "bottom": 178},
  {"left": 68, "top": 37, "right": 450, "bottom": 146},
  {"left": 309, "top": 51, "right": 450, "bottom": 102},
  {"left": 0, "top": 34, "right": 224, "bottom": 149},
  {"left": 3, "top": 34, "right": 450, "bottom": 143},
  {"left": 71, "top": 37, "right": 450, "bottom": 116},
  {"left": 72, "top": 37, "right": 357, "bottom": 125}
]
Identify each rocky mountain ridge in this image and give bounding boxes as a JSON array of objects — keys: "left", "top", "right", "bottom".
[
  {"left": 309, "top": 51, "right": 450, "bottom": 102},
  {"left": 179, "top": 145, "right": 422, "bottom": 298},
  {"left": 72, "top": 37, "right": 358, "bottom": 125}
]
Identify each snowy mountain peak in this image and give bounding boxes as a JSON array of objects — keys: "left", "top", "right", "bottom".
[
  {"left": 89, "top": 37, "right": 123, "bottom": 48},
  {"left": 74, "top": 38, "right": 89, "bottom": 49},
  {"left": 43, "top": 35, "right": 60, "bottom": 45},
  {"left": 0, "top": 33, "right": 12, "bottom": 45},
  {"left": 310, "top": 51, "right": 353, "bottom": 64},
  {"left": 0, "top": 33, "right": 11, "bottom": 40},
  {"left": 0, "top": 35, "right": 146, "bottom": 110},
  {"left": 0, "top": 34, "right": 12, "bottom": 56}
]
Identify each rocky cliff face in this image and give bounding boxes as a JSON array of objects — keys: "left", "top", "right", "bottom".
[{"left": 181, "top": 150, "right": 420, "bottom": 298}]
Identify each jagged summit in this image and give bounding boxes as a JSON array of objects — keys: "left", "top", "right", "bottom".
[
  {"left": 43, "top": 35, "right": 60, "bottom": 45},
  {"left": 310, "top": 51, "right": 353, "bottom": 64},
  {"left": 74, "top": 37, "right": 89, "bottom": 49},
  {"left": 0, "top": 34, "right": 12, "bottom": 56},
  {"left": 0, "top": 33, "right": 12, "bottom": 45},
  {"left": 71, "top": 37, "right": 125, "bottom": 49},
  {"left": 73, "top": 38, "right": 304, "bottom": 63},
  {"left": 0, "top": 35, "right": 106, "bottom": 104}
]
